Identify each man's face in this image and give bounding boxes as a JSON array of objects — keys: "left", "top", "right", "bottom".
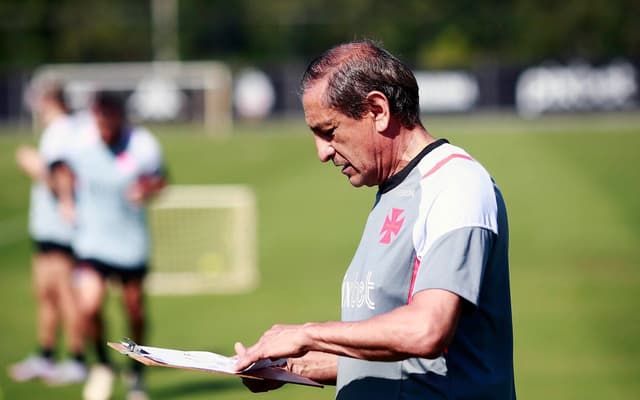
[
  {"left": 302, "top": 80, "right": 381, "bottom": 187},
  {"left": 92, "top": 107, "right": 123, "bottom": 145}
]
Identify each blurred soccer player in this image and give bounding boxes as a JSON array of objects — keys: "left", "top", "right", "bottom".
[
  {"left": 58, "top": 91, "right": 166, "bottom": 400},
  {"left": 9, "top": 83, "right": 87, "bottom": 385}
]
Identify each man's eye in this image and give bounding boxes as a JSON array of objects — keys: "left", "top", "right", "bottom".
[{"left": 322, "top": 128, "right": 335, "bottom": 138}]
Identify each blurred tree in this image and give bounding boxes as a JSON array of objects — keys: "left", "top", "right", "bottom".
[
  {"left": 512, "top": 0, "right": 640, "bottom": 63},
  {"left": 178, "top": 0, "right": 248, "bottom": 62},
  {"left": 0, "top": 0, "right": 151, "bottom": 69},
  {"left": 0, "top": 0, "right": 637, "bottom": 70}
]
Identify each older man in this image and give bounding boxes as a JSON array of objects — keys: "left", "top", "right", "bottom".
[{"left": 235, "top": 41, "right": 516, "bottom": 400}]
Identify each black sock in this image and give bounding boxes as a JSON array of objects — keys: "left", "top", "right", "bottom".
[
  {"left": 131, "top": 359, "right": 144, "bottom": 375},
  {"left": 39, "top": 347, "right": 54, "bottom": 360},
  {"left": 95, "top": 343, "right": 110, "bottom": 366},
  {"left": 72, "top": 352, "right": 86, "bottom": 364}
]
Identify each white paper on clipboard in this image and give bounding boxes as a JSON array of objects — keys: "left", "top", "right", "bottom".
[{"left": 108, "top": 339, "right": 323, "bottom": 388}]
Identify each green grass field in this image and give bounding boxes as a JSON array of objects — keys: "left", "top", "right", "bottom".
[{"left": 0, "top": 113, "right": 639, "bottom": 399}]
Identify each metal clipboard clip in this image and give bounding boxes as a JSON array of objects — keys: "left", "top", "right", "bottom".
[{"left": 120, "top": 338, "right": 148, "bottom": 356}]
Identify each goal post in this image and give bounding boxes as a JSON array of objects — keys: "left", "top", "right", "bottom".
[{"left": 147, "top": 185, "right": 258, "bottom": 295}]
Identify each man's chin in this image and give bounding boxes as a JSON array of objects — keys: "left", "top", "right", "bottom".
[{"left": 347, "top": 175, "right": 370, "bottom": 188}]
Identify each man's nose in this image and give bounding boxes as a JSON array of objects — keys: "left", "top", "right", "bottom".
[{"left": 314, "top": 136, "right": 335, "bottom": 163}]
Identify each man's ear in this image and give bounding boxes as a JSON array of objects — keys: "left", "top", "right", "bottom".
[{"left": 366, "top": 91, "right": 390, "bottom": 132}]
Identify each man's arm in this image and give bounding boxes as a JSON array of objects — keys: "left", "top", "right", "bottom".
[
  {"left": 15, "top": 145, "right": 47, "bottom": 182},
  {"left": 127, "top": 131, "right": 166, "bottom": 205},
  {"left": 288, "top": 351, "right": 338, "bottom": 385},
  {"left": 234, "top": 288, "right": 462, "bottom": 370},
  {"left": 49, "top": 162, "right": 76, "bottom": 223}
]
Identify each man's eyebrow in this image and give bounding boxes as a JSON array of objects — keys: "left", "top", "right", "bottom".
[{"left": 308, "top": 120, "right": 334, "bottom": 133}]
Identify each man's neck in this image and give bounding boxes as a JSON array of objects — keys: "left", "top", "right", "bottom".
[
  {"left": 376, "top": 127, "right": 445, "bottom": 194},
  {"left": 390, "top": 125, "right": 436, "bottom": 176}
]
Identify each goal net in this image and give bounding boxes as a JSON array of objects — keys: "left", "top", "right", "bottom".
[{"left": 147, "top": 185, "right": 258, "bottom": 295}]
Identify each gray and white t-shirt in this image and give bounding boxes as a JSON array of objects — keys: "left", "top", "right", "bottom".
[{"left": 337, "top": 139, "right": 515, "bottom": 400}]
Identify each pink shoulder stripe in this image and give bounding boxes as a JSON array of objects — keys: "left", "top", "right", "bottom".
[
  {"left": 407, "top": 257, "right": 421, "bottom": 304},
  {"left": 421, "top": 153, "right": 473, "bottom": 180}
]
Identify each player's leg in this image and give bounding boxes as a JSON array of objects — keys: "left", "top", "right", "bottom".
[
  {"left": 55, "top": 251, "right": 85, "bottom": 356},
  {"left": 122, "top": 276, "right": 146, "bottom": 345},
  {"left": 77, "top": 263, "right": 108, "bottom": 364},
  {"left": 121, "top": 274, "right": 148, "bottom": 400},
  {"left": 76, "top": 262, "right": 114, "bottom": 400},
  {"left": 8, "top": 250, "right": 58, "bottom": 381},
  {"left": 45, "top": 249, "right": 87, "bottom": 385},
  {"left": 35, "top": 252, "right": 60, "bottom": 354}
]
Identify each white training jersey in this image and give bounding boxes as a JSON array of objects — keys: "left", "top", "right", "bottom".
[{"left": 67, "top": 121, "right": 164, "bottom": 268}]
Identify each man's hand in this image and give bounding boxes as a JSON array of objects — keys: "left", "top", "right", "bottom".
[
  {"left": 126, "top": 175, "right": 166, "bottom": 205},
  {"left": 235, "top": 342, "right": 286, "bottom": 393},
  {"left": 234, "top": 343, "right": 338, "bottom": 393},
  {"left": 234, "top": 324, "right": 312, "bottom": 372},
  {"left": 126, "top": 181, "right": 145, "bottom": 205}
]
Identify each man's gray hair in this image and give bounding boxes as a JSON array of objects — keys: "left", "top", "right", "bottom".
[{"left": 300, "top": 41, "right": 421, "bottom": 129}]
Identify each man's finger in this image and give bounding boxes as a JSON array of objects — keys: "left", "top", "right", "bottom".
[
  {"left": 235, "top": 357, "right": 252, "bottom": 371},
  {"left": 234, "top": 342, "right": 247, "bottom": 356},
  {"left": 234, "top": 345, "right": 256, "bottom": 371}
]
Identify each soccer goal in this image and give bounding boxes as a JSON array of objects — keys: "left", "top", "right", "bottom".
[
  {"left": 147, "top": 185, "right": 258, "bottom": 295},
  {"left": 29, "top": 61, "right": 233, "bottom": 135}
]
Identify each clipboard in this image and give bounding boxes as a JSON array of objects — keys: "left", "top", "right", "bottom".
[{"left": 108, "top": 339, "right": 323, "bottom": 388}]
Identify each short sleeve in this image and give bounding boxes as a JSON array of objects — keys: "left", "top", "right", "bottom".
[
  {"left": 132, "top": 128, "right": 164, "bottom": 176},
  {"left": 423, "top": 167, "right": 498, "bottom": 247},
  {"left": 412, "top": 226, "right": 495, "bottom": 306},
  {"left": 411, "top": 158, "right": 499, "bottom": 305},
  {"left": 39, "top": 120, "right": 71, "bottom": 164}
]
